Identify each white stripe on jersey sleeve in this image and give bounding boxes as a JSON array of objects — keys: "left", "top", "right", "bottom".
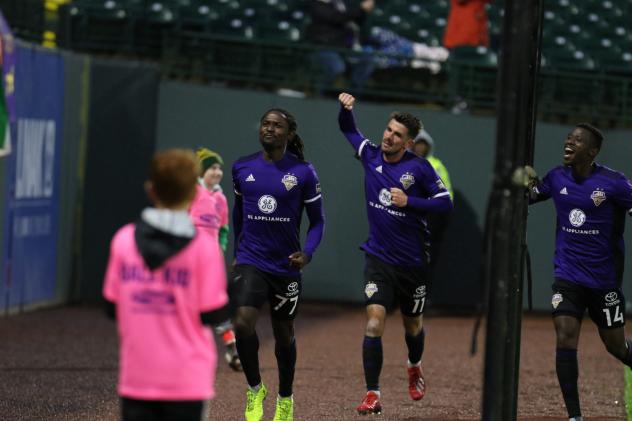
[
  {"left": 234, "top": 190, "right": 242, "bottom": 196},
  {"left": 628, "top": 208, "right": 632, "bottom": 216},
  {"left": 358, "top": 139, "right": 369, "bottom": 157},
  {"left": 304, "top": 194, "right": 322, "bottom": 204},
  {"left": 432, "top": 191, "right": 451, "bottom": 199}
]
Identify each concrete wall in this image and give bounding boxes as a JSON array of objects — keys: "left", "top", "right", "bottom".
[{"left": 154, "top": 82, "right": 632, "bottom": 311}]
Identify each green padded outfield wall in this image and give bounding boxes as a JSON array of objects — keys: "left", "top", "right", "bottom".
[{"left": 156, "top": 82, "right": 632, "bottom": 311}]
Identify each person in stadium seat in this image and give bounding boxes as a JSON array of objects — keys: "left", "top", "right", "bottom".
[
  {"left": 305, "top": 0, "right": 375, "bottom": 94},
  {"left": 337, "top": 92, "right": 453, "bottom": 415},
  {"left": 529, "top": 123, "right": 632, "bottom": 421},
  {"left": 231, "top": 108, "right": 325, "bottom": 421},
  {"left": 190, "top": 147, "right": 242, "bottom": 372},
  {"left": 103, "top": 149, "right": 229, "bottom": 421}
]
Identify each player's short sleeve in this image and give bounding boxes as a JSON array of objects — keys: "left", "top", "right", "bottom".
[
  {"left": 196, "top": 236, "right": 228, "bottom": 312},
  {"left": 302, "top": 164, "right": 322, "bottom": 204},
  {"left": 232, "top": 162, "right": 242, "bottom": 196},
  {"left": 418, "top": 159, "right": 451, "bottom": 199},
  {"left": 102, "top": 233, "right": 122, "bottom": 303},
  {"left": 613, "top": 173, "right": 632, "bottom": 216}
]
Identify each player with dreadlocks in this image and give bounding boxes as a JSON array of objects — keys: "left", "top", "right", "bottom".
[{"left": 231, "top": 108, "right": 325, "bottom": 421}]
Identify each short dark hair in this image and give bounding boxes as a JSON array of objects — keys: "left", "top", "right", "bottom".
[
  {"left": 389, "top": 111, "right": 422, "bottom": 139},
  {"left": 576, "top": 122, "right": 603, "bottom": 150},
  {"left": 149, "top": 149, "right": 199, "bottom": 206}
]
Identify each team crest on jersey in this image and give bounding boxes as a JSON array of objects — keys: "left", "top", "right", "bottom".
[
  {"left": 590, "top": 189, "right": 606, "bottom": 207},
  {"left": 551, "top": 293, "right": 563, "bottom": 309},
  {"left": 365, "top": 282, "right": 378, "bottom": 298},
  {"left": 400, "top": 172, "right": 415, "bottom": 190},
  {"left": 282, "top": 174, "right": 298, "bottom": 191},
  {"left": 316, "top": 183, "right": 322, "bottom": 193}
]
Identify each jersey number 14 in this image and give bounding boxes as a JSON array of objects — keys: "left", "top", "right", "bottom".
[{"left": 603, "top": 305, "right": 624, "bottom": 327}]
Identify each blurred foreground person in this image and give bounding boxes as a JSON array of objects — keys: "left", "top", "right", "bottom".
[{"left": 103, "top": 149, "right": 229, "bottom": 421}]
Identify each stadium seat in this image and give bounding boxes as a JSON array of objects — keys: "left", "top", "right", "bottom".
[
  {"left": 133, "top": 1, "right": 180, "bottom": 57},
  {"left": 258, "top": 20, "right": 301, "bottom": 42},
  {"left": 178, "top": 2, "right": 215, "bottom": 32},
  {"left": 599, "top": 50, "right": 632, "bottom": 73},
  {"left": 542, "top": 48, "right": 595, "bottom": 71},
  {"left": 64, "top": 0, "right": 133, "bottom": 52},
  {"left": 449, "top": 46, "right": 498, "bottom": 67},
  {"left": 210, "top": 16, "right": 255, "bottom": 39}
]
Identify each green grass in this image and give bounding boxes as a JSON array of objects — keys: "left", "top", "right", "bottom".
[{"left": 625, "top": 366, "right": 632, "bottom": 420}]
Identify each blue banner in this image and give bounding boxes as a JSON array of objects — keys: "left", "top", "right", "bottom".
[{"left": 2, "top": 43, "right": 64, "bottom": 310}]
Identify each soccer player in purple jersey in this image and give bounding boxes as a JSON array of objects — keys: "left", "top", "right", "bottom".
[
  {"left": 337, "top": 93, "right": 453, "bottom": 415},
  {"left": 529, "top": 123, "right": 632, "bottom": 421},
  {"left": 231, "top": 108, "right": 325, "bottom": 421}
]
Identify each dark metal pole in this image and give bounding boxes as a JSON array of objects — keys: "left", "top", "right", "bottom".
[{"left": 482, "top": 1, "right": 543, "bottom": 420}]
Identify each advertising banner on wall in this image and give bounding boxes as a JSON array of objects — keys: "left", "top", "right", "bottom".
[{"left": 1, "top": 43, "right": 64, "bottom": 311}]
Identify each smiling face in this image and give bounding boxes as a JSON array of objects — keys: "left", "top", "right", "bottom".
[
  {"left": 381, "top": 119, "right": 412, "bottom": 158},
  {"left": 202, "top": 163, "right": 223, "bottom": 188},
  {"left": 259, "top": 111, "right": 292, "bottom": 152},
  {"left": 563, "top": 127, "right": 599, "bottom": 166}
]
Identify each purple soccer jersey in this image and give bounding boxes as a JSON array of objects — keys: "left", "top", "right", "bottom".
[
  {"left": 532, "top": 164, "right": 632, "bottom": 289},
  {"left": 232, "top": 151, "right": 324, "bottom": 277},
  {"left": 338, "top": 107, "right": 452, "bottom": 267}
]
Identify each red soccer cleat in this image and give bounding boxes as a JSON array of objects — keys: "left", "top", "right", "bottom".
[
  {"left": 356, "top": 391, "right": 382, "bottom": 415},
  {"left": 407, "top": 365, "right": 426, "bottom": 401}
]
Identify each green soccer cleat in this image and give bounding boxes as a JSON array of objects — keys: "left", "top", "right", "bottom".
[
  {"left": 245, "top": 384, "right": 267, "bottom": 421},
  {"left": 272, "top": 395, "right": 294, "bottom": 421}
]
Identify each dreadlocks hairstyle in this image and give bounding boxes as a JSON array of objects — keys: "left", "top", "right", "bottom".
[
  {"left": 389, "top": 111, "right": 422, "bottom": 140},
  {"left": 576, "top": 122, "right": 604, "bottom": 150},
  {"left": 262, "top": 108, "right": 305, "bottom": 161}
]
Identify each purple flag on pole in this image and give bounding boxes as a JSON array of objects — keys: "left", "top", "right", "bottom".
[{"left": 0, "top": 10, "right": 16, "bottom": 156}]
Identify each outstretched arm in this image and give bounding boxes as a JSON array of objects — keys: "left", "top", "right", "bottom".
[
  {"left": 528, "top": 169, "right": 552, "bottom": 204},
  {"left": 338, "top": 92, "right": 368, "bottom": 152},
  {"left": 391, "top": 188, "right": 453, "bottom": 213}
]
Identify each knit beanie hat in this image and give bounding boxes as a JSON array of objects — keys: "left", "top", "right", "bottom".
[
  {"left": 414, "top": 129, "right": 434, "bottom": 147},
  {"left": 196, "top": 148, "right": 224, "bottom": 175}
]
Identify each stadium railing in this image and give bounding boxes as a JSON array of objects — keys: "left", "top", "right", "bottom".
[{"left": 2, "top": 0, "right": 632, "bottom": 127}]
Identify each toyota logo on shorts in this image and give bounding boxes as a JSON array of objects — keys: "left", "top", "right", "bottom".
[
  {"left": 288, "top": 282, "right": 298, "bottom": 292},
  {"left": 605, "top": 292, "right": 618, "bottom": 303}
]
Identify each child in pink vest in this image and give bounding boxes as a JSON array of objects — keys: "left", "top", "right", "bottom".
[
  {"left": 103, "top": 149, "right": 229, "bottom": 421},
  {"left": 190, "top": 147, "right": 241, "bottom": 372}
]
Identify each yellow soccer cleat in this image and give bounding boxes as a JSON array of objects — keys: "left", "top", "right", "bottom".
[
  {"left": 273, "top": 395, "right": 294, "bottom": 421},
  {"left": 244, "top": 384, "right": 267, "bottom": 421}
]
